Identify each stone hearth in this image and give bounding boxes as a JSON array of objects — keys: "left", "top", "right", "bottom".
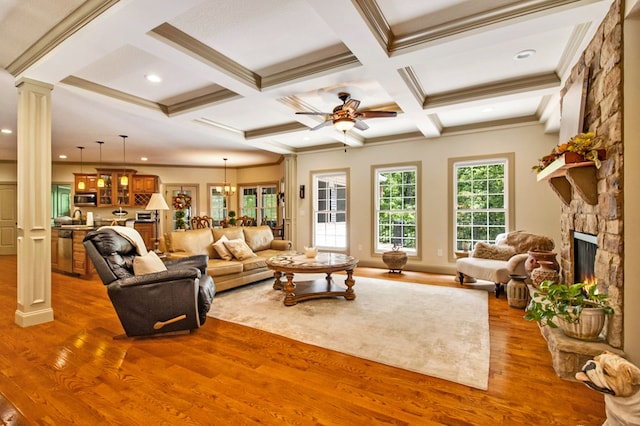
[{"left": 538, "top": 0, "right": 624, "bottom": 378}]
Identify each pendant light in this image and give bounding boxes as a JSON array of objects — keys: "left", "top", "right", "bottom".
[
  {"left": 119, "top": 134, "right": 128, "bottom": 186},
  {"left": 77, "top": 146, "right": 85, "bottom": 190},
  {"left": 215, "top": 158, "right": 236, "bottom": 196},
  {"left": 96, "top": 141, "right": 105, "bottom": 187}
]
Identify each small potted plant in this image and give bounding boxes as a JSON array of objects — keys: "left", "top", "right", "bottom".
[
  {"left": 175, "top": 209, "right": 187, "bottom": 230},
  {"left": 524, "top": 280, "right": 613, "bottom": 341},
  {"left": 228, "top": 210, "right": 237, "bottom": 226}
]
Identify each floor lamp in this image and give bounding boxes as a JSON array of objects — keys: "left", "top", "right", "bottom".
[{"left": 145, "top": 193, "right": 169, "bottom": 253}]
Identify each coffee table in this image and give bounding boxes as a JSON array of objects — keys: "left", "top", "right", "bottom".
[{"left": 266, "top": 252, "right": 359, "bottom": 306}]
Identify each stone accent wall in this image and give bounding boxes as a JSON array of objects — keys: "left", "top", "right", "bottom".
[{"left": 558, "top": 0, "right": 623, "bottom": 349}]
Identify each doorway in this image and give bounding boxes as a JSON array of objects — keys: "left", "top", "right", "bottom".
[
  {"left": 0, "top": 183, "right": 17, "bottom": 255},
  {"left": 164, "top": 185, "right": 198, "bottom": 233}
]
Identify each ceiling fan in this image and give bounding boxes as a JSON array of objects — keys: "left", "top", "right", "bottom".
[{"left": 296, "top": 92, "right": 397, "bottom": 132}]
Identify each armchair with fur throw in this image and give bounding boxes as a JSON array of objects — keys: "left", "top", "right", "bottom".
[{"left": 456, "top": 231, "right": 555, "bottom": 297}]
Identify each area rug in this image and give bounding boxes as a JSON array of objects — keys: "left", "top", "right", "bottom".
[{"left": 207, "top": 274, "right": 490, "bottom": 390}]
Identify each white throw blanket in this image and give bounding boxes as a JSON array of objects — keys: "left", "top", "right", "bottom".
[{"left": 98, "top": 225, "right": 148, "bottom": 256}]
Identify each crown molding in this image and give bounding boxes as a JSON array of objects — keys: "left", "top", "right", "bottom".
[
  {"left": 244, "top": 122, "right": 309, "bottom": 140},
  {"left": 60, "top": 75, "right": 164, "bottom": 112},
  {"left": 262, "top": 51, "right": 360, "bottom": 89},
  {"left": 424, "top": 73, "right": 560, "bottom": 110},
  {"left": 6, "top": 0, "right": 119, "bottom": 77},
  {"left": 355, "top": 0, "right": 593, "bottom": 55},
  {"left": 150, "top": 22, "right": 261, "bottom": 90},
  {"left": 166, "top": 89, "right": 240, "bottom": 116},
  {"left": 352, "top": 0, "right": 392, "bottom": 52}
]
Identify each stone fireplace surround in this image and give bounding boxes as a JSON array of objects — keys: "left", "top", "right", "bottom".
[{"left": 534, "top": 0, "right": 625, "bottom": 379}]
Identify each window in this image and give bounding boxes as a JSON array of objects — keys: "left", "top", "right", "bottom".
[
  {"left": 452, "top": 155, "right": 513, "bottom": 253},
  {"left": 208, "top": 186, "right": 227, "bottom": 225},
  {"left": 374, "top": 164, "right": 418, "bottom": 255},
  {"left": 312, "top": 171, "right": 347, "bottom": 250},
  {"left": 239, "top": 185, "right": 278, "bottom": 225}
]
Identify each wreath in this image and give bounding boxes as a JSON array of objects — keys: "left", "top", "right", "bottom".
[{"left": 172, "top": 193, "right": 192, "bottom": 210}]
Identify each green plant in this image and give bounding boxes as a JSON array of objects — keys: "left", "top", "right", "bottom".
[
  {"left": 228, "top": 210, "right": 237, "bottom": 226},
  {"left": 524, "top": 281, "right": 614, "bottom": 328},
  {"left": 175, "top": 209, "right": 187, "bottom": 229}
]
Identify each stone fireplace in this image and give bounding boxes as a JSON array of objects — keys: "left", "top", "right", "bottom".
[
  {"left": 573, "top": 231, "right": 597, "bottom": 284},
  {"left": 537, "top": 0, "right": 625, "bottom": 379}
]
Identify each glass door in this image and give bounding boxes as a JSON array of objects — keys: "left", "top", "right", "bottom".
[{"left": 165, "top": 185, "right": 198, "bottom": 231}]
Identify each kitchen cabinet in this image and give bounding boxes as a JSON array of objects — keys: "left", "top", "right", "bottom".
[
  {"left": 132, "top": 175, "right": 158, "bottom": 207},
  {"left": 72, "top": 230, "right": 94, "bottom": 276},
  {"left": 95, "top": 169, "right": 158, "bottom": 208},
  {"left": 73, "top": 174, "right": 98, "bottom": 192},
  {"left": 95, "top": 168, "right": 135, "bottom": 207},
  {"left": 134, "top": 221, "right": 155, "bottom": 250},
  {"left": 51, "top": 229, "right": 59, "bottom": 270}
]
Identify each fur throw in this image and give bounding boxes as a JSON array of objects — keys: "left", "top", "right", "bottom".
[
  {"left": 502, "top": 231, "right": 554, "bottom": 253},
  {"left": 472, "top": 242, "right": 516, "bottom": 260}
]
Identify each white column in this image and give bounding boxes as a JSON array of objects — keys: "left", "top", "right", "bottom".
[
  {"left": 283, "top": 154, "right": 297, "bottom": 247},
  {"left": 15, "top": 78, "right": 54, "bottom": 327}
]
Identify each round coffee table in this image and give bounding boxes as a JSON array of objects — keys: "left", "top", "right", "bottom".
[{"left": 266, "top": 252, "right": 359, "bottom": 306}]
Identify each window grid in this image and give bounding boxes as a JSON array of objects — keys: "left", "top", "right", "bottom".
[
  {"left": 313, "top": 172, "right": 347, "bottom": 250},
  {"left": 375, "top": 166, "right": 417, "bottom": 254},
  {"left": 454, "top": 161, "right": 507, "bottom": 251},
  {"left": 209, "top": 187, "right": 226, "bottom": 225},
  {"left": 240, "top": 185, "right": 277, "bottom": 225}
]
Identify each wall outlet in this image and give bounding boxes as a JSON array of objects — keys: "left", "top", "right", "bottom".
[
  {"left": 437, "top": 249, "right": 443, "bottom": 257},
  {"left": 357, "top": 244, "right": 362, "bottom": 251}
]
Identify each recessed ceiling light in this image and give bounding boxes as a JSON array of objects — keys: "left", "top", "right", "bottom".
[
  {"left": 141, "top": 157, "right": 148, "bottom": 161},
  {"left": 145, "top": 74, "right": 162, "bottom": 83},
  {"left": 1, "top": 128, "right": 12, "bottom": 134},
  {"left": 514, "top": 49, "right": 536, "bottom": 60},
  {"left": 59, "top": 154, "right": 67, "bottom": 159}
]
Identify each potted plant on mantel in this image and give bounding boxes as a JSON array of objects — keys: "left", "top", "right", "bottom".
[
  {"left": 524, "top": 280, "right": 614, "bottom": 341},
  {"left": 531, "top": 131, "right": 605, "bottom": 173}
]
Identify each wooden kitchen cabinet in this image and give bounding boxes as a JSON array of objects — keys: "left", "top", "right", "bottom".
[
  {"left": 134, "top": 222, "right": 155, "bottom": 251},
  {"left": 95, "top": 169, "right": 158, "bottom": 208},
  {"left": 74, "top": 174, "right": 98, "bottom": 192},
  {"left": 51, "top": 229, "right": 59, "bottom": 270},
  {"left": 72, "top": 230, "right": 93, "bottom": 276},
  {"left": 132, "top": 175, "right": 159, "bottom": 207}
]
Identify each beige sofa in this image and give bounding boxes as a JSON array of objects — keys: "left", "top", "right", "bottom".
[
  {"left": 160, "top": 226, "right": 292, "bottom": 292},
  {"left": 455, "top": 231, "right": 555, "bottom": 297}
]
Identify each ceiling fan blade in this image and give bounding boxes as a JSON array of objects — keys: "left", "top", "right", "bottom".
[
  {"left": 358, "top": 110, "right": 398, "bottom": 119},
  {"left": 310, "top": 120, "right": 334, "bottom": 131},
  {"left": 296, "top": 111, "right": 332, "bottom": 116},
  {"left": 354, "top": 119, "right": 369, "bottom": 131},
  {"left": 343, "top": 98, "right": 360, "bottom": 112}
]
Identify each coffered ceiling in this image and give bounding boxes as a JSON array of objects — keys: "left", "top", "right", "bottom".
[{"left": 0, "top": 0, "right": 612, "bottom": 167}]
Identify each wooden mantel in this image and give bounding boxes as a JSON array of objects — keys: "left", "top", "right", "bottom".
[{"left": 536, "top": 152, "right": 604, "bottom": 206}]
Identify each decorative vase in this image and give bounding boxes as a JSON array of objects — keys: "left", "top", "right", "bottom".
[
  {"left": 382, "top": 245, "right": 408, "bottom": 273},
  {"left": 507, "top": 274, "right": 529, "bottom": 309},
  {"left": 525, "top": 250, "right": 559, "bottom": 275},
  {"left": 531, "top": 261, "right": 559, "bottom": 288},
  {"left": 557, "top": 308, "right": 607, "bottom": 341}
]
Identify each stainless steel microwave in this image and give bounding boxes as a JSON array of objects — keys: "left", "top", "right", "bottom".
[{"left": 73, "top": 193, "right": 97, "bottom": 206}]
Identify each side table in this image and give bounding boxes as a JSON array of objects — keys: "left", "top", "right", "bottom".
[{"left": 454, "top": 250, "right": 476, "bottom": 283}]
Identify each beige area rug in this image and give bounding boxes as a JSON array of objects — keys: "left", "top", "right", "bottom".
[{"left": 207, "top": 274, "right": 490, "bottom": 390}]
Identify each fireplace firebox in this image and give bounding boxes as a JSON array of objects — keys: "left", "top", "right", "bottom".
[{"left": 574, "top": 232, "right": 597, "bottom": 283}]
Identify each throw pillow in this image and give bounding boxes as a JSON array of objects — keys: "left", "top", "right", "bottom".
[
  {"left": 212, "top": 235, "right": 233, "bottom": 261},
  {"left": 223, "top": 239, "right": 257, "bottom": 260},
  {"left": 472, "top": 242, "right": 516, "bottom": 261},
  {"left": 133, "top": 251, "right": 167, "bottom": 275}
]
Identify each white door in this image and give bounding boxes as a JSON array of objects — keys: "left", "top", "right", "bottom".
[{"left": 0, "top": 183, "right": 17, "bottom": 255}]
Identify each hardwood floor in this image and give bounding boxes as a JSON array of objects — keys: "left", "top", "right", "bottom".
[{"left": 0, "top": 256, "right": 605, "bottom": 425}]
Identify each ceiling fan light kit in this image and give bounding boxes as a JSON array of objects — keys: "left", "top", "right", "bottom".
[{"left": 296, "top": 92, "right": 397, "bottom": 133}]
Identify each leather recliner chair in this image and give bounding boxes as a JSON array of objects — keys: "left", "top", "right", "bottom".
[{"left": 83, "top": 228, "right": 215, "bottom": 337}]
